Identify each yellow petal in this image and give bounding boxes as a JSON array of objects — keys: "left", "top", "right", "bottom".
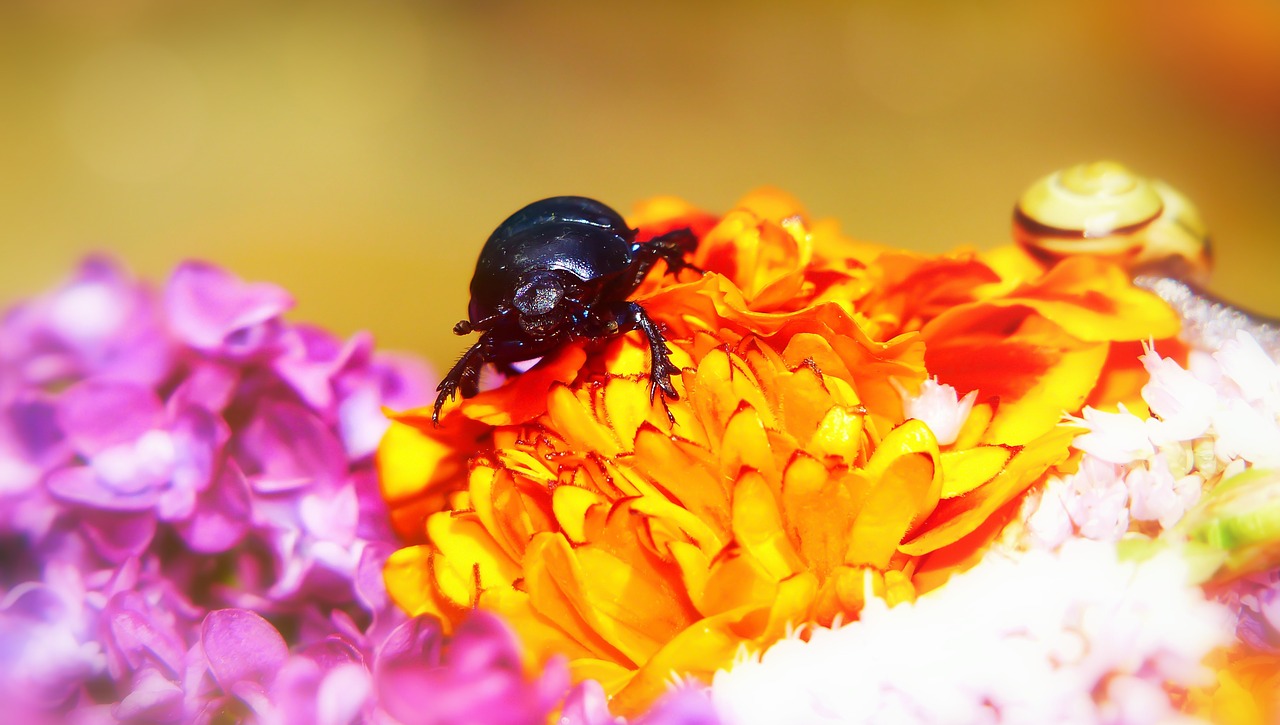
[
  {"left": 480, "top": 587, "right": 601, "bottom": 666},
  {"left": 700, "top": 543, "right": 784, "bottom": 616},
  {"left": 863, "top": 419, "right": 940, "bottom": 480},
  {"left": 377, "top": 417, "right": 467, "bottom": 540},
  {"left": 382, "top": 545, "right": 440, "bottom": 617},
  {"left": 846, "top": 450, "right": 938, "bottom": 568},
  {"left": 552, "top": 484, "right": 606, "bottom": 545},
  {"left": 731, "top": 470, "right": 805, "bottom": 579},
  {"left": 523, "top": 532, "right": 637, "bottom": 665},
  {"left": 808, "top": 403, "right": 867, "bottom": 464},
  {"left": 602, "top": 375, "right": 653, "bottom": 449},
  {"left": 938, "top": 445, "right": 1015, "bottom": 499},
  {"left": 720, "top": 405, "right": 780, "bottom": 483},
  {"left": 924, "top": 309, "right": 1109, "bottom": 445},
  {"left": 780, "top": 453, "right": 861, "bottom": 578},
  {"left": 424, "top": 511, "right": 521, "bottom": 608},
  {"left": 607, "top": 610, "right": 753, "bottom": 716},
  {"left": 900, "top": 425, "right": 1076, "bottom": 555}
]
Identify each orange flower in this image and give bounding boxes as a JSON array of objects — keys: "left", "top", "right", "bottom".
[{"left": 379, "top": 190, "right": 1181, "bottom": 713}]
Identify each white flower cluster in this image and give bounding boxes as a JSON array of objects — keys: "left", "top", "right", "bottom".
[
  {"left": 710, "top": 540, "right": 1230, "bottom": 725},
  {"left": 1023, "top": 331, "right": 1280, "bottom": 549}
]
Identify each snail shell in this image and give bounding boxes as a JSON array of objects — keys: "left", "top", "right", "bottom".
[
  {"left": 1013, "top": 160, "right": 1212, "bottom": 285},
  {"left": 1014, "top": 160, "right": 1280, "bottom": 357}
]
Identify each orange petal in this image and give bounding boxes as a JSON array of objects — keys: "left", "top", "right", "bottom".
[
  {"left": 924, "top": 309, "right": 1109, "bottom": 445},
  {"left": 1002, "top": 256, "right": 1181, "bottom": 342},
  {"left": 547, "top": 383, "right": 625, "bottom": 458},
  {"left": 461, "top": 345, "right": 588, "bottom": 425},
  {"left": 631, "top": 424, "right": 729, "bottom": 532}
]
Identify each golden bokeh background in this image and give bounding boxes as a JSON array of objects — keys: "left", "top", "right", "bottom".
[{"left": 3, "top": 0, "right": 1279, "bottom": 372}]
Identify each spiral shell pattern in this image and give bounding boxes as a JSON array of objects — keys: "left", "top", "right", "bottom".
[{"left": 1013, "top": 160, "right": 1212, "bottom": 284}]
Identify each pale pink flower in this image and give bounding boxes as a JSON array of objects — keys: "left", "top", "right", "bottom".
[
  {"left": 1068, "top": 405, "right": 1155, "bottom": 465},
  {"left": 1140, "top": 343, "right": 1216, "bottom": 443},
  {"left": 710, "top": 541, "right": 1229, "bottom": 725},
  {"left": 895, "top": 377, "right": 977, "bottom": 446}
]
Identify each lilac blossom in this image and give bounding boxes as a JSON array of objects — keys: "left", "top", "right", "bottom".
[
  {"left": 1228, "top": 570, "right": 1280, "bottom": 655},
  {"left": 0, "top": 255, "right": 172, "bottom": 388},
  {"left": 0, "top": 257, "right": 435, "bottom": 719},
  {"left": 0, "top": 256, "right": 695, "bottom": 724}
]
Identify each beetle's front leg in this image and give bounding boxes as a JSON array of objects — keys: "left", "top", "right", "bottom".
[
  {"left": 608, "top": 301, "right": 680, "bottom": 402},
  {"left": 642, "top": 227, "right": 702, "bottom": 277},
  {"left": 432, "top": 338, "right": 489, "bottom": 426}
]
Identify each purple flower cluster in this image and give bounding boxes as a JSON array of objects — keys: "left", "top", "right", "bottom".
[
  {"left": 1228, "top": 569, "right": 1280, "bottom": 655},
  {"left": 0, "top": 257, "right": 722, "bottom": 724}
]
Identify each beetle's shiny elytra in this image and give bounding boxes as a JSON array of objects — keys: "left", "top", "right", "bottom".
[{"left": 432, "top": 196, "right": 700, "bottom": 425}]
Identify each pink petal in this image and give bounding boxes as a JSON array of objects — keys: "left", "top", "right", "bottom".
[
  {"left": 164, "top": 261, "right": 293, "bottom": 360},
  {"left": 316, "top": 663, "right": 371, "bottom": 725},
  {"left": 236, "top": 400, "right": 347, "bottom": 493},
  {"left": 176, "top": 461, "right": 251, "bottom": 553},
  {"left": 103, "top": 591, "right": 187, "bottom": 678},
  {"left": 447, "top": 610, "right": 523, "bottom": 675},
  {"left": 200, "top": 609, "right": 289, "bottom": 690},
  {"left": 111, "top": 667, "right": 183, "bottom": 722},
  {"left": 46, "top": 466, "right": 159, "bottom": 512},
  {"left": 559, "top": 680, "right": 614, "bottom": 725},
  {"left": 79, "top": 509, "right": 158, "bottom": 561},
  {"left": 161, "top": 405, "right": 230, "bottom": 519},
  {"left": 375, "top": 615, "right": 444, "bottom": 670},
  {"left": 270, "top": 326, "right": 360, "bottom": 412},
  {"left": 56, "top": 380, "right": 164, "bottom": 456},
  {"left": 168, "top": 360, "right": 240, "bottom": 413}
]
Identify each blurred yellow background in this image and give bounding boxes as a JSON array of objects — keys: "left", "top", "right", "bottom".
[{"left": 3, "top": 0, "right": 1279, "bottom": 371}]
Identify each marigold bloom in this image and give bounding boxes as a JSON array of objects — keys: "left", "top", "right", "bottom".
[{"left": 380, "top": 190, "right": 1181, "bottom": 712}]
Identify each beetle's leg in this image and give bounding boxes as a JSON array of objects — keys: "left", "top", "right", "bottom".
[
  {"left": 642, "top": 228, "right": 703, "bottom": 276},
  {"left": 625, "top": 228, "right": 701, "bottom": 289},
  {"left": 432, "top": 338, "right": 488, "bottom": 426},
  {"left": 455, "top": 310, "right": 509, "bottom": 336},
  {"left": 608, "top": 301, "right": 680, "bottom": 402}
]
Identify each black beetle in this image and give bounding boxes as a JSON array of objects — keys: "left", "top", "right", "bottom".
[{"left": 431, "top": 196, "right": 700, "bottom": 425}]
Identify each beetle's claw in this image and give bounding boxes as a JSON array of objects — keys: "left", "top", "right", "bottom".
[
  {"left": 648, "top": 358, "right": 680, "bottom": 405},
  {"left": 431, "top": 380, "right": 458, "bottom": 427}
]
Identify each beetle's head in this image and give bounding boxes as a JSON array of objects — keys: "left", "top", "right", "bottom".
[{"left": 512, "top": 271, "right": 571, "bottom": 337}]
